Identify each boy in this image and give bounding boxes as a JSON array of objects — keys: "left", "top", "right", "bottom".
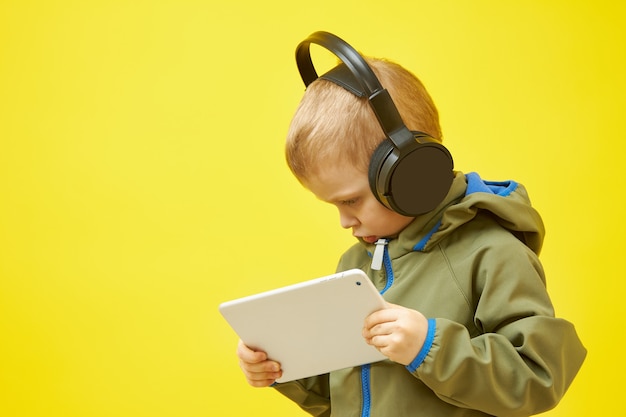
[{"left": 237, "top": 32, "right": 586, "bottom": 417}]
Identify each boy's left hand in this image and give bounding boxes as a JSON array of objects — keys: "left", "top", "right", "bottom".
[{"left": 362, "top": 302, "right": 428, "bottom": 366}]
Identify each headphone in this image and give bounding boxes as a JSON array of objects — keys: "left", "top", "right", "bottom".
[{"left": 295, "top": 31, "right": 454, "bottom": 216}]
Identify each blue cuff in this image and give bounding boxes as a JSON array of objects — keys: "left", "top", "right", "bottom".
[{"left": 406, "top": 318, "right": 436, "bottom": 372}]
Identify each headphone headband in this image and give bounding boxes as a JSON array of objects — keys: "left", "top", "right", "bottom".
[{"left": 295, "top": 31, "right": 415, "bottom": 150}]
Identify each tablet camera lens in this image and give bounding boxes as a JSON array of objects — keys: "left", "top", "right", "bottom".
[{"left": 356, "top": 281, "right": 361, "bottom": 286}]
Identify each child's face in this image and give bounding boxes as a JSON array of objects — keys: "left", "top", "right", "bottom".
[{"left": 303, "top": 163, "right": 415, "bottom": 244}]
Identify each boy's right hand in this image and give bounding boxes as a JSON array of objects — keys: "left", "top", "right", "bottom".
[{"left": 237, "top": 339, "right": 283, "bottom": 387}]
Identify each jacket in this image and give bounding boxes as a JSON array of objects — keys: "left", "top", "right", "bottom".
[{"left": 274, "top": 171, "right": 586, "bottom": 417}]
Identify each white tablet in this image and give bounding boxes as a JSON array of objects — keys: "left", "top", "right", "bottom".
[{"left": 219, "top": 269, "right": 387, "bottom": 383}]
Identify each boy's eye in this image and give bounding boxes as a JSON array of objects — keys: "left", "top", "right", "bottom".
[{"left": 340, "top": 198, "right": 359, "bottom": 206}]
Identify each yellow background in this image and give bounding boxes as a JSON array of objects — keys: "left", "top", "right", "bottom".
[{"left": 1, "top": 1, "right": 623, "bottom": 416}]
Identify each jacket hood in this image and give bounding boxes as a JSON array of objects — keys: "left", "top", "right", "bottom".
[{"left": 367, "top": 171, "right": 545, "bottom": 257}]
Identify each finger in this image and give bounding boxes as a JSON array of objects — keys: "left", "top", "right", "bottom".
[
  {"left": 237, "top": 340, "right": 267, "bottom": 363},
  {"left": 237, "top": 340, "right": 283, "bottom": 386},
  {"left": 244, "top": 369, "right": 282, "bottom": 388},
  {"left": 363, "top": 319, "right": 392, "bottom": 342},
  {"left": 240, "top": 360, "right": 283, "bottom": 387},
  {"left": 363, "top": 309, "right": 401, "bottom": 335},
  {"left": 240, "top": 357, "right": 281, "bottom": 374}
]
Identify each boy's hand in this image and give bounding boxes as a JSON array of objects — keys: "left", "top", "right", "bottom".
[
  {"left": 237, "top": 340, "right": 282, "bottom": 387},
  {"left": 362, "top": 302, "right": 428, "bottom": 366}
]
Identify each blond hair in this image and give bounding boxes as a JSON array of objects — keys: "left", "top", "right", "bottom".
[{"left": 285, "top": 58, "right": 442, "bottom": 182}]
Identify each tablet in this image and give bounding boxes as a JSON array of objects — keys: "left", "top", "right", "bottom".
[{"left": 218, "top": 269, "right": 387, "bottom": 383}]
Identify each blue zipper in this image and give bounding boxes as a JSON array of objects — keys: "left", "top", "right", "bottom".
[
  {"left": 380, "top": 247, "right": 393, "bottom": 295},
  {"left": 361, "top": 244, "right": 394, "bottom": 417},
  {"left": 360, "top": 364, "right": 372, "bottom": 417}
]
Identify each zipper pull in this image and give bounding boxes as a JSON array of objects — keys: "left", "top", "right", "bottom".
[{"left": 371, "top": 239, "right": 388, "bottom": 271}]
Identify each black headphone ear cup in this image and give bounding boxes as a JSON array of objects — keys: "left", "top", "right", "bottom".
[
  {"left": 388, "top": 143, "right": 453, "bottom": 215},
  {"left": 368, "top": 139, "right": 395, "bottom": 206},
  {"left": 368, "top": 137, "right": 454, "bottom": 216}
]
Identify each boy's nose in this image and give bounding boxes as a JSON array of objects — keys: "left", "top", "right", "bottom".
[{"left": 339, "top": 212, "right": 359, "bottom": 229}]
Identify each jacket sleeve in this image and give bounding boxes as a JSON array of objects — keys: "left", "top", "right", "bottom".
[
  {"left": 272, "top": 374, "right": 331, "bottom": 417},
  {"left": 412, "top": 238, "right": 587, "bottom": 417}
]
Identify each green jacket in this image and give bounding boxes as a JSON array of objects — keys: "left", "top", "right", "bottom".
[{"left": 274, "top": 172, "right": 586, "bottom": 417}]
